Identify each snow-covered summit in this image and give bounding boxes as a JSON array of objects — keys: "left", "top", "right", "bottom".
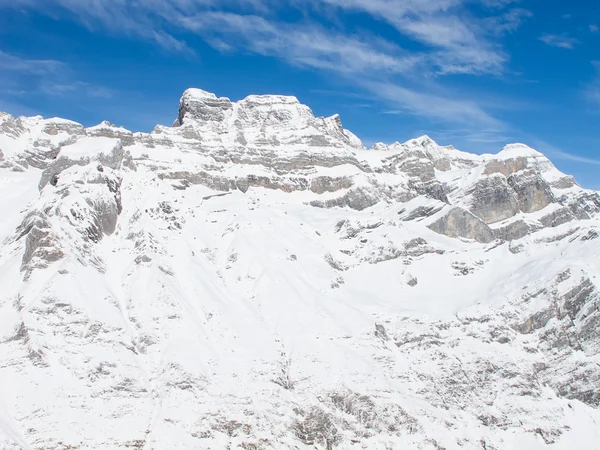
[
  {"left": 241, "top": 93, "right": 301, "bottom": 105},
  {"left": 0, "top": 88, "right": 600, "bottom": 449},
  {"left": 491, "top": 142, "right": 546, "bottom": 160},
  {"left": 183, "top": 87, "right": 220, "bottom": 100}
]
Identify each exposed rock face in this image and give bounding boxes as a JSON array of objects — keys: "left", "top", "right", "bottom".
[
  {"left": 86, "top": 121, "right": 135, "bottom": 146},
  {"left": 568, "top": 191, "right": 600, "bottom": 219},
  {"left": 2, "top": 92, "right": 594, "bottom": 245},
  {"left": 19, "top": 214, "right": 64, "bottom": 272},
  {"left": 12, "top": 136, "right": 126, "bottom": 279},
  {"left": 492, "top": 219, "right": 536, "bottom": 241},
  {"left": 437, "top": 143, "right": 600, "bottom": 241},
  {"left": 483, "top": 155, "right": 529, "bottom": 176},
  {"left": 507, "top": 170, "right": 556, "bottom": 213},
  {"left": 0, "top": 88, "right": 600, "bottom": 450},
  {"left": 39, "top": 137, "right": 126, "bottom": 189},
  {"left": 516, "top": 271, "right": 600, "bottom": 406},
  {"left": 0, "top": 114, "right": 84, "bottom": 170},
  {"left": 174, "top": 88, "right": 234, "bottom": 126},
  {"left": 539, "top": 206, "right": 575, "bottom": 228},
  {"left": 467, "top": 174, "right": 519, "bottom": 224},
  {"left": 428, "top": 207, "right": 496, "bottom": 243}
]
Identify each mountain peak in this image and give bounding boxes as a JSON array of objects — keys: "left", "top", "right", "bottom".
[
  {"left": 412, "top": 134, "right": 436, "bottom": 145},
  {"left": 174, "top": 87, "right": 233, "bottom": 126},
  {"left": 240, "top": 93, "right": 301, "bottom": 105},
  {"left": 182, "top": 87, "right": 219, "bottom": 100},
  {"left": 496, "top": 143, "right": 545, "bottom": 160}
]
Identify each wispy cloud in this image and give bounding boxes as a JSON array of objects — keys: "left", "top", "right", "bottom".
[
  {"left": 5, "top": 0, "right": 529, "bottom": 75},
  {"left": 550, "top": 149, "right": 600, "bottom": 165},
  {"left": 178, "top": 12, "right": 422, "bottom": 75},
  {"left": 0, "top": 50, "right": 64, "bottom": 75},
  {"left": 3, "top": 0, "right": 196, "bottom": 53},
  {"left": 0, "top": 0, "right": 529, "bottom": 133},
  {"left": 369, "top": 81, "right": 504, "bottom": 128},
  {"left": 529, "top": 137, "right": 600, "bottom": 166},
  {"left": 39, "top": 81, "right": 114, "bottom": 99},
  {"left": 313, "top": 0, "right": 528, "bottom": 75},
  {"left": 591, "top": 25, "right": 599, "bottom": 33},
  {"left": 539, "top": 34, "right": 579, "bottom": 49},
  {"left": 3, "top": 0, "right": 528, "bottom": 76},
  {"left": 0, "top": 49, "right": 114, "bottom": 106}
]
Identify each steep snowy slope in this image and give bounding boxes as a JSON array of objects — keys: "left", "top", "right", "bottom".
[{"left": 0, "top": 91, "right": 599, "bottom": 449}]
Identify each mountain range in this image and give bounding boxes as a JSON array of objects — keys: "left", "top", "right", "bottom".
[{"left": 0, "top": 88, "right": 599, "bottom": 449}]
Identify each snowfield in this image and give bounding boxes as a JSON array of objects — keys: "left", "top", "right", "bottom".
[{"left": 0, "top": 90, "right": 599, "bottom": 449}]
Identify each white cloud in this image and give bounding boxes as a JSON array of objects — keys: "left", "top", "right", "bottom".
[
  {"left": 4, "top": 0, "right": 528, "bottom": 75},
  {"left": 590, "top": 25, "right": 599, "bottom": 33},
  {"left": 0, "top": 50, "right": 113, "bottom": 101},
  {"left": 311, "top": 0, "right": 524, "bottom": 75},
  {"left": 550, "top": 149, "right": 600, "bottom": 165},
  {"left": 0, "top": 50, "right": 64, "bottom": 75},
  {"left": 4, "top": 0, "right": 196, "bottom": 53},
  {"left": 364, "top": 81, "right": 504, "bottom": 128},
  {"left": 0, "top": 0, "right": 526, "bottom": 130},
  {"left": 528, "top": 137, "right": 600, "bottom": 166},
  {"left": 178, "top": 12, "right": 422, "bottom": 76},
  {"left": 485, "top": 8, "right": 533, "bottom": 35},
  {"left": 539, "top": 34, "right": 578, "bottom": 49}
]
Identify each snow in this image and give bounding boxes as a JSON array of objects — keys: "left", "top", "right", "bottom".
[
  {"left": 241, "top": 94, "right": 301, "bottom": 105},
  {"left": 0, "top": 90, "right": 600, "bottom": 449},
  {"left": 0, "top": 115, "right": 81, "bottom": 159},
  {"left": 59, "top": 136, "right": 120, "bottom": 160},
  {"left": 86, "top": 121, "right": 133, "bottom": 135},
  {"left": 182, "top": 87, "right": 219, "bottom": 100},
  {"left": 486, "top": 142, "right": 545, "bottom": 160},
  {"left": 0, "top": 171, "right": 40, "bottom": 244}
]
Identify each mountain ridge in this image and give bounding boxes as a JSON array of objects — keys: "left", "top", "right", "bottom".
[{"left": 0, "top": 88, "right": 599, "bottom": 449}]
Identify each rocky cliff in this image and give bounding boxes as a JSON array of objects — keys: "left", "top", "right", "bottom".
[{"left": 0, "top": 89, "right": 599, "bottom": 449}]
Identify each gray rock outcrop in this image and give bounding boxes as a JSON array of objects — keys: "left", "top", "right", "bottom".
[{"left": 428, "top": 207, "right": 496, "bottom": 243}]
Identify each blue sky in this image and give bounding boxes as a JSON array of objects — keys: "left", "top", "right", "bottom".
[{"left": 0, "top": 0, "right": 599, "bottom": 188}]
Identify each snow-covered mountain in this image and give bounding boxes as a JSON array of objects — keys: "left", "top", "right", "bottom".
[{"left": 0, "top": 89, "right": 599, "bottom": 449}]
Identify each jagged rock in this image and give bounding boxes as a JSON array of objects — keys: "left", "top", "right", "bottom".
[
  {"left": 539, "top": 206, "right": 575, "bottom": 228},
  {"left": 43, "top": 120, "right": 85, "bottom": 137},
  {"left": 19, "top": 215, "right": 64, "bottom": 272},
  {"left": 86, "top": 121, "right": 135, "bottom": 146},
  {"left": 404, "top": 237, "right": 444, "bottom": 256},
  {"left": 567, "top": 191, "right": 600, "bottom": 219},
  {"left": 158, "top": 170, "right": 235, "bottom": 192},
  {"left": 309, "top": 176, "right": 353, "bottom": 194},
  {"left": 174, "top": 88, "right": 234, "bottom": 126},
  {"left": 0, "top": 88, "right": 599, "bottom": 450},
  {"left": 507, "top": 170, "right": 555, "bottom": 213},
  {"left": 550, "top": 175, "right": 577, "bottom": 189},
  {"left": 483, "top": 156, "right": 529, "bottom": 177},
  {"left": 39, "top": 137, "right": 126, "bottom": 190},
  {"left": 492, "top": 219, "right": 536, "bottom": 241},
  {"left": 310, "top": 186, "right": 380, "bottom": 211},
  {"left": 467, "top": 174, "right": 519, "bottom": 224},
  {"left": 399, "top": 203, "right": 445, "bottom": 221},
  {"left": 428, "top": 207, "right": 495, "bottom": 243},
  {"left": 509, "top": 271, "right": 600, "bottom": 408}
]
